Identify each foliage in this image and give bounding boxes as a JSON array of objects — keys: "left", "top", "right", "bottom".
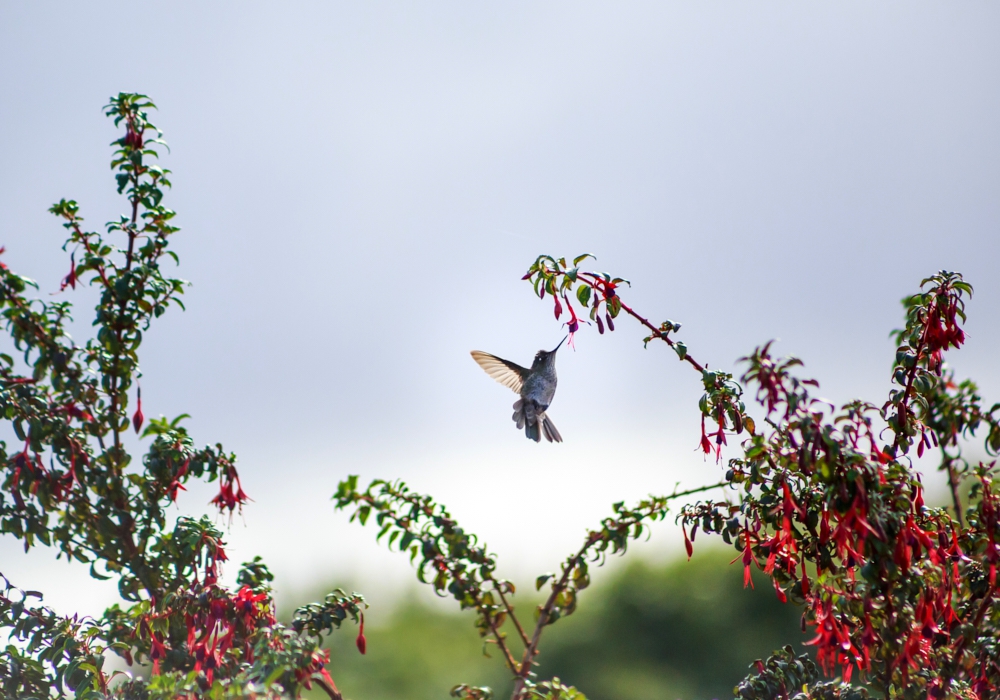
[
  {"left": 340, "top": 255, "right": 999, "bottom": 699},
  {"left": 734, "top": 646, "right": 869, "bottom": 700},
  {"left": 0, "top": 94, "right": 364, "bottom": 699},
  {"left": 541, "top": 550, "right": 806, "bottom": 700},
  {"left": 285, "top": 548, "right": 805, "bottom": 700},
  {"left": 334, "top": 473, "right": 725, "bottom": 698},
  {"left": 5, "top": 92, "right": 1000, "bottom": 700}
]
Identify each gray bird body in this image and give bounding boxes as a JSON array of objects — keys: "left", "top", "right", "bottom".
[{"left": 470, "top": 338, "right": 565, "bottom": 443}]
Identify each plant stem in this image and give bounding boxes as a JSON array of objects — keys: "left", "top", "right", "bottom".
[
  {"left": 944, "top": 453, "right": 965, "bottom": 528},
  {"left": 486, "top": 611, "right": 520, "bottom": 673},
  {"left": 577, "top": 272, "right": 707, "bottom": 373},
  {"left": 496, "top": 585, "right": 530, "bottom": 648},
  {"left": 509, "top": 480, "right": 728, "bottom": 700},
  {"left": 316, "top": 677, "right": 344, "bottom": 700}
]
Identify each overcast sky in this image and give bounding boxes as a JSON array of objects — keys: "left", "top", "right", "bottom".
[{"left": 1, "top": 2, "right": 998, "bottom": 618}]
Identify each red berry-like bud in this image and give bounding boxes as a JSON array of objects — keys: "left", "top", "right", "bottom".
[
  {"left": 133, "top": 388, "right": 144, "bottom": 434},
  {"left": 356, "top": 612, "right": 367, "bottom": 655}
]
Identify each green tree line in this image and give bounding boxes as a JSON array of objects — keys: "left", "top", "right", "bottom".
[{"left": 298, "top": 547, "right": 804, "bottom": 700}]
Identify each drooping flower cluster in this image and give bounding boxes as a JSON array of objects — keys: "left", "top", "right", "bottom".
[{"left": 678, "top": 273, "right": 1000, "bottom": 697}]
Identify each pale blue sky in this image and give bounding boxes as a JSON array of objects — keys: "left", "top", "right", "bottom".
[{"left": 1, "top": 2, "right": 998, "bottom": 616}]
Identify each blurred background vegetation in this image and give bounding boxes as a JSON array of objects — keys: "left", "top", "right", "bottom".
[{"left": 290, "top": 546, "right": 807, "bottom": 700}]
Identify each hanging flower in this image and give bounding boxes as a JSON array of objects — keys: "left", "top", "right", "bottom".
[
  {"left": 356, "top": 611, "right": 367, "bottom": 655},
  {"left": 132, "top": 386, "right": 144, "bottom": 434},
  {"left": 60, "top": 252, "right": 77, "bottom": 291}
]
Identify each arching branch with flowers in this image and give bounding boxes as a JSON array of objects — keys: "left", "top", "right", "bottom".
[{"left": 339, "top": 258, "right": 1000, "bottom": 699}]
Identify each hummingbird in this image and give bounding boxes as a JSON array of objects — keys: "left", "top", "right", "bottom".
[{"left": 470, "top": 337, "right": 566, "bottom": 443}]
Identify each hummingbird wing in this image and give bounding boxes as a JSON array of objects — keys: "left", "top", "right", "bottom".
[{"left": 470, "top": 351, "right": 528, "bottom": 394}]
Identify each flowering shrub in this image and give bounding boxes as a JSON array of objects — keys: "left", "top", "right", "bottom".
[
  {"left": 339, "top": 257, "right": 999, "bottom": 700},
  {"left": 4, "top": 94, "right": 999, "bottom": 700},
  {"left": 0, "top": 94, "right": 364, "bottom": 699}
]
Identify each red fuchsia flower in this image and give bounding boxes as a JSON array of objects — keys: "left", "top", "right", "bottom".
[
  {"left": 871, "top": 442, "right": 892, "bottom": 465},
  {"left": 781, "top": 482, "right": 805, "bottom": 522},
  {"left": 211, "top": 465, "right": 250, "bottom": 514},
  {"left": 561, "top": 294, "right": 580, "bottom": 349},
  {"left": 734, "top": 531, "right": 755, "bottom": 589},
  {"left": 195, "top": 535, "right": 229, "bottom": 587},
  {"left": 594, "top": 277, "right": 617, "bottom": 300},
  {"left": 50, "top": 461, "right": 77, "bottom": 502},
  {"left": 922, "top": 292, "right": 966, "bottom": 373},
  {"left": 805, "top": 597, "right": 862, "bottom": 678},
  {"left": 124, "top": 124, "right": 144, "bottom": 150},
  {"left": 0, "top": 246, "right": 6, "bottom": 270},
  {"left": 699, "top": 416, "right": 713, "bottom": 456},
  {"left": 233, "top": 585, "right": 272, "bottom": 628},
  {"left": 149, "top": 633, "right": 167, "bottom": 675},
  {"left": 926, "top": 295, "right": 966, "bottom": 352},
  {"left": 60, "top": 252, "right": 77, "bottom": 291},
  {"left": 132, "top": 387, "right": 143, "bottom": 434},
  {"left": 295, "top": 648, "right": 334, "bottom": 690},
  {"left": 166, "top": 458, "right": 189, "bottom": 502},
  {"left": 553, "top": 296, "right": 563, "bottom": 320},
  {"left": 698, "top": 412, "right": 727, "bottom": 462},
  {"left": 193, "top": 633, "right": 224, "bottom": 685},
  {"left": 356, "top": 611, "right": 367, "bottom": 655},
  {"left": 61, "top": 401, "right": 93, "bottom": 423}
]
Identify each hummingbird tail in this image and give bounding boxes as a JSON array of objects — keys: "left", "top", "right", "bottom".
[
  {"left": 512, "top": 399, "right": 561, "bottom": 443},
  {"left": 513, "top": 398, "right": 542, "bottom": 442},
  {"left": 525, "top": 419, "right": 541, "bottom": 442},
  {"left": 541, "top": 415, "right": 563, "bottom": 443},
  {"left": 512, "top": 399, "right": 526, "bottom": 429}
]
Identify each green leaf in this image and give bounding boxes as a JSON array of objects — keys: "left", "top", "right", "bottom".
[
  {"left": 576, "top": 285, "right": 591, "bottom": 307},
  {"left": 88, "top": 563, "right": 112, "bottom": 581},
  {"left": 608, "top": 296, "right": 622, "bottom": 318},
  {"left": 673, "top": 342, "right": 688, "bottom": 361},
  {"left": 536, "top": 573, "right": 553, "bottom": 591}
]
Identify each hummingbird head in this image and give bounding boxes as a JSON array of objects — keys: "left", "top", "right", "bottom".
[{"left": 531, "top": 336, "right": 567, "bottom": 369}]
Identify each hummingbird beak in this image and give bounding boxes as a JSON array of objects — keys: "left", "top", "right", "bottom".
[{"left": 552, "top": 335, "right": 568, "bottom": 353}]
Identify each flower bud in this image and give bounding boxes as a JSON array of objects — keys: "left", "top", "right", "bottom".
[
  {"left": 356, "top": 612, "right": 367, "bottom": 655},
  {"left": 133, "top": 388, "right": 144, "bottom": 434}
]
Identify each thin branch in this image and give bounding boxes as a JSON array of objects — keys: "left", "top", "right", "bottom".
[
  {"left": 496, "top": 585, "right": 530, "bottom": 649},
  {"left": 485, "top": 611, "right": 520, "bottom": 673},
  {"left": 943, "top": 452, "right": 965, "bottom": 528},
  {"left": 315, "top": 676, "right": 344, "bottom": 700},
  {"left": 510, "top": 480, "right": 728, "bottom": 699},
  {"left": 576, "top": 272, "right": 707, "bottom": 373},
  {"left": 511, "top": 538, "right": 593, "bottom": 700}
]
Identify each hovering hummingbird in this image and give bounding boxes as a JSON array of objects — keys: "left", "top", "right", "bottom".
[{"left": 470, "top": 337, "right": 566, "bottom": 443}]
